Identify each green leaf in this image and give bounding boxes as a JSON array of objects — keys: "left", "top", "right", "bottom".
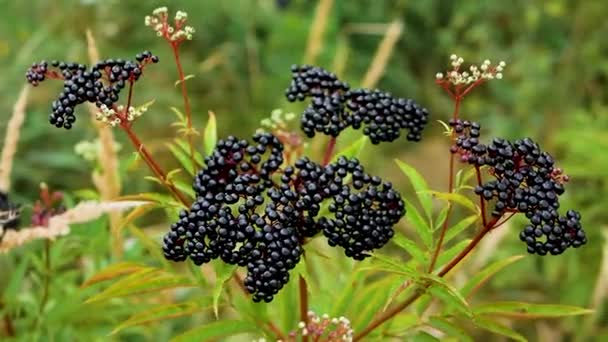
[
  {"left": 127, "top": 225, "right": 170, "bottom": 268},
  {"left": 455, "top": 166, "right": 479, "bottom": 189},
  {"left": 444, "top": 215, "right": 479, "bottom": 244},
  {"left": 433, "top": 205, "right": 450, "bottom": 231},
  {"left": 428, "top": 316, "right": 473, "bottom": 342},
  {"left": 370, "top": 253, "right": 419, "bottom": 278},
  {"left": 170, "top": 107, "right": 186, "bottom": 123},
  {"left": 173, "top": 179, "right": 196, "bottom": 199},
  {"left": 204, "top": 111, "right": 217, "bottom": 157},
  {"left": 461, "top": 255, "right": 525, "bottom": 298},
  {"left": 171, "top": 320, "right": 257, "bottom": 342},
  {"left": 175, "top": 139, "right": 204, "bottom": 166},
  {"left": 112, "top": 299, "right": 212, "bottom": 334},
  {"left": 212, "top": 262, "right": 237, "bottom": 318},
  {"left": 425, "top": 190, "right": 478, "bottom": 214},
  {"left": 85, "top": 268, "right": 195, "bottom": 303},
  {"left": 392, "top": 233, "right": 428, "bottom": 265},
  {"left": 331, "top": 136, "right": 367, "bottom": 162},
  {"left": 167, "top": 142, "right": 195, "bottom": 175},
  {"left": 473, "top": 302, "right": 593, "bottom": 318},
  {"left": 81, "top": 262, "right": 149, "bottom": 288},
  {"left": 435, "top": 239, "right": 471, "bottom": 268},
  {"left": 421, "top": 274, "right": 472, "bottom": 318},
  {"left": 473, "top": 315, "right": 526, "bottom": 342},
  {"left": 395, "top": 159, "right": 433, "bottom": 221},
  {"left": 174, "top": 74, "right": 196, "bottom": 87},
  {"left": 404, "top": 198, "right": 433, "bottom": 249}
]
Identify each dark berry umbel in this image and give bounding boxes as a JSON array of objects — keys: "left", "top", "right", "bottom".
[
  {"left": 285, "top": 65, "right": 430, "bottom": 143},
  {"left": 318, "top": 157, "right": 405, "bottom": 260},
  {"left": 450, "top": 120, "right": 587, "bottom": 255},
  {"left": 26, "top": 51, "right": 159, "bottom": 129}
]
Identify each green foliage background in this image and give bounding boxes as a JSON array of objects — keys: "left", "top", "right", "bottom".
[{"left": 0, "top": 0, "right": 606, "bottom": 340}]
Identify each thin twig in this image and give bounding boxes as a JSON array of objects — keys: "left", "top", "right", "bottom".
[
  {"left": 171, "top": 44, "right": 196, "bottom": 167},
  {"left": 303, "top": 0, "right": 334, "bottom": 65},
  {"left": 0, "top": 85, "right": 29, "bottom": 193},
  {"left": 322, "top": 137, "right": 337, "bottom": 166},
  {"left": 300, "top": 276, "right": 309, "bottom": 342},
  {"left": 360, "top": 20, "right": 403, "bottom": 88}
]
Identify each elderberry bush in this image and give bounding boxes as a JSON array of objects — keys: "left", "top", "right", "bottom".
[
  {"left": 285, "top": 64, "right": 430, "bottom": 143},
  {"left": 162, "top": 133, "right": 406, "bottom": 302},
  {"left": 449, "top": 119, "right": 587, "bottom": 255},
  {"left": 25, "top": 51, "right": 159, "bottom": 129}
]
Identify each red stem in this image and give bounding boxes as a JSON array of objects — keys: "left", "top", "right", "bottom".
[
  {"left": 171, "top": 44, "right": 196, "bottom": 167},
  {"left": 428, "top": 96, "right": 462, "bottom": 272},
  {"left": 322, "top": 137, "right": 337, "bottom": 166},
  {"left": 354, "top": 215, "right": 502, "bottom": 340},
  {"left": 121, "top": 124, "right": 191, "bottom": 207},
  {"left": 475, "top": 165, "right": 488, "bottom": 227},
  {"left": 300, "top": 276, "right": 309, "bottom": 342}
]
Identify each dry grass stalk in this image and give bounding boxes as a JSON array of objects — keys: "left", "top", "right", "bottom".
[
  {"left": 360, "top": 20, "right": 403, "bottom": 88},
  {"left": 303, "top": 0, "right": 334, "bottom": 65},
  {"left": 0, "top": 200, "right": 147, "bottom": 253},
  {"left": 86, "top": 29, "right": 123, "bottom": 257},
  {"left": 0, "top": 85, "right": 30, "bottom": 193}
]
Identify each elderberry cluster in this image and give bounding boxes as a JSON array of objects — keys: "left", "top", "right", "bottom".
[
  {"left": 285, "top": 65, "right": 430, "bottom": 144},
  {"left": 449, "top": 119, "right": 587, "bottom": 255},
  {"left": 162, "top": 133, "right": 406, "bottom": 302},
  {"left": 26, "top": 51, "right": 159, "bottom": 129}
]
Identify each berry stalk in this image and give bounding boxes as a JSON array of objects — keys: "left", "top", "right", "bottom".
[
  {"left": 299, "top": 276, "right": 309, "bottom": 342},
  {"left": 322, "top": 136, "right": 337, "bottom": 166},
  {"left": 122, "top": 124, "right": 191, "bottom": 207},
  {"left": 428, "top": 96, "right": 462, "bottom": 272},
  {"left": 171, "top": 44, "right": 196, "bottom": 167}
]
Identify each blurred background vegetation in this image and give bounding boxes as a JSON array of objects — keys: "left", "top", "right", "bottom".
[{"left": 1, "top": 0, "right": 607, "bottom": 340}]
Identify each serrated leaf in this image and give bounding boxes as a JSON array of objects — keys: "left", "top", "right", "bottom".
[
  {"left": 435, "top": 239, "right": 471, "bottom": 268},
  {"left": 112, "top": 299, "right": 213, "bottom": 334},
  {"left": 174, "top": 74, "right": 196, "bottom": 87},
  {"left": 167, "top": 143, "right": 195, "bottom": 175},
  {"left": 204, "top": 111, "right": 217, "bottom": 157},
  {"left": 331, "top": 136, "right": 367, "bottom": 162},
  {"left": 128, "top": 225, "right": 170, "bottom": 268},
  {"left": 175, "top": 139, "right": 204, "bottom": 166},
  {"left": 212, "top": 262, "right": 237, "bottom": 318},
  {"left": 473, "top": 302, "right": 593, "bottom": 318},
  {"left": 395, "top": 159, "right": 433, "bottom": 221},
  {"left": 404, "top": 198, "right": 433, "bottom": 249},
  {"left": 81, "top": 262, "right": 149, "bottom": 288},
  {"left": 428, "top": 316, "right": 473, "bottom": 342},
  {"left": 421, "top": 274, "right": 472, "bottom": 318},
  {"left": 85, "top": 268, "right": 195, "bottom": 303},
  {"left": 170, "top": 320, "right": 257, "bottom": 342},
  {"left": 444, "top": 215, "right": 479, "bottom": 244},
  {"left": 392, "top": 233, "right": 428, "bottom": 265},
  {"left": 425, "top": 190, "right": 478, "bottom": 214},
  {"left": 370, "top": 253, "right": 419, "bottom": 278},
  {"left": 461, "top": 255, "right": 524, "bottom": 298},
  {"left": 473, "top": 315, "right": 526, "bottom": 341}
]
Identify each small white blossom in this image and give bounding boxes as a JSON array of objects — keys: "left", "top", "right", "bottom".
[{"left": 435, "top": 72, "right": 444, "bottom": 80}]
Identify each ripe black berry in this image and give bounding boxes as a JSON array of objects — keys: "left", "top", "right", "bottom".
[
  {"left": 317, "top": 157, "right": 405, "bottom": 260},
  {"left": 26, "top": 51, "right": 159, "bottom": 129},
  {"left": 453, "top": 120, "right": 587, "bottom": 255},
  {"left": 286, "top": 65, "right": 430, "bottom": 143}
]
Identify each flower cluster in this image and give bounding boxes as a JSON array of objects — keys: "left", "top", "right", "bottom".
[
  {"left": 162, "top": 133, "right": 405, "bottom": 302},
  {"left": 285, "top": 65, "right": 430, "bottom": 144},
  {"left": 435, "top": 54, "right": 506, "bottom": 86},
  {"left": 25, "top": 51, "right": 159, "bottom": 129},
  {"left": 449, "top": 119, "right": 586, "bottom": 255},
  {"left": 145, "top": 7, "right": 195, "bottom": 43},
  {"left": 285, "top": 311, "right": 354, "bottom": 342}
]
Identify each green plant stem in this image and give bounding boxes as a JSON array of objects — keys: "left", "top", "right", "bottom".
[
  {"left": 354, "top": 215, "right": 501, "bottom": 341},
  {"left": 322, "top": 136, "right": 337, "bottom": 166},
  {"left": 40, "top": 240, "right": 51, "bottom": 312},
  {"left": 171, "top": 44, "right": 196, "bottom": 167},
  {"left": 428, "top": 96, "right": 462, "bottom": 272},
  {"left": 122, "top": 124, "right": 191, "bottom": 207},
  {"left": 299, "top": 276, "right": 309, "bottom": 342}
]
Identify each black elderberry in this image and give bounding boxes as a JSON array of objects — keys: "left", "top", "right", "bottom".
[
  {"left": 317, "top": 156, "right": 405, "bottom": 260},
  {"left": 26, "top": 51, "right": 159, "bottom": 129},
  {"left": 453, "top": 121, "right": 587, "bottom": 255},
  {"left": 285, "top": 65, "right": 430, "bottom": 143}
]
